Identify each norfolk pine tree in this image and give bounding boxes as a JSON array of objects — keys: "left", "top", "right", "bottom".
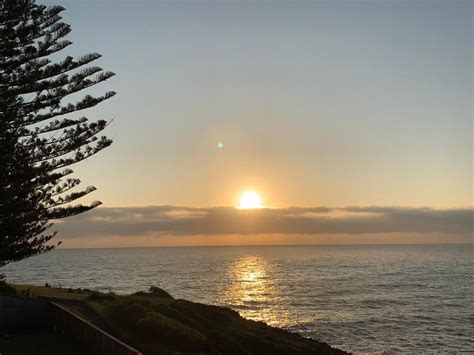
[{"left": 0, "top": 0, "right": 115, "bottom": 280}]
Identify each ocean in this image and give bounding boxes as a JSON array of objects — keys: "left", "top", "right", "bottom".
[{"left": 3, "top": 244, "right": 473, "bottom": 353}]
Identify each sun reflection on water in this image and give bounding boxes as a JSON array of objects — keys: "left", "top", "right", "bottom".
[{"left": 224, "top": 256, "right": 289, "bottom": 326}]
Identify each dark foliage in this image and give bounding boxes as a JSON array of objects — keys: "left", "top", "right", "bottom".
[
  {"left": 88, "top": 287, "right": 347, "bottom": 355},
  {"left": 0, "top": 279, "right": 16, "bottom": 293},
  {"left": 0, "top": 0, "right": 114, "bottom": 275},
  {"left": 133, "top": 286, "right": 174, "bottom": 300}
]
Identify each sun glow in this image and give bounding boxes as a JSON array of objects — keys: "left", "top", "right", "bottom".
[{"left": 239, "top": 191, "right": 263, "bottom": 209}]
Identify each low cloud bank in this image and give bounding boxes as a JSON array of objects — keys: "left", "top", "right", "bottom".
[{"left": 54, "top": 206, "right": 473, "bottom": 238}]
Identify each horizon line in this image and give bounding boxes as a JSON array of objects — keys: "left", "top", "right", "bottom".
[{"left": 55, "top": 242, "right": 474, "bottom": 251}]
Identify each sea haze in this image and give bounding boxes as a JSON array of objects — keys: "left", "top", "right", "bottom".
[{"left": 5, "top": 244, "right": 473, "bottom": 353}]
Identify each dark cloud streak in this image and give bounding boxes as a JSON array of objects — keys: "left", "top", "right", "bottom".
[{"left": 54, "top": 206, "right": 473, "bottom": 238}]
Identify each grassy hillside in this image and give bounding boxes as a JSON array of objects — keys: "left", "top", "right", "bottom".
[{"left": 9, "top": 284, "right": 346, "bottom": 355}]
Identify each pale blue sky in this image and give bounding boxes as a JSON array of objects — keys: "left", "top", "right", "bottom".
[{"left": 46, "top": 0, "right": 472, "bottom": 208}]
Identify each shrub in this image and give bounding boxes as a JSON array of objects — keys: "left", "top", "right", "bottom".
[
  {"left": 132, "top": 286, "right": 174, "bottom": 299},
  {"left": 0, "top": 282, "right": 17, "bottom": 294},
  {"left": 136, "top": 311, "right": 207, "bottom": 351}
]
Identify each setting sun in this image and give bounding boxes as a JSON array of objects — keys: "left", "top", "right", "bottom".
[{"left": 239, "top": 191, "right": 263, "bottom": 209}]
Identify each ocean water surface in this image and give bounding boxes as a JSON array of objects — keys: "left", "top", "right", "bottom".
[{"left": 4, "top": 244, "right": 473, "bottom": 353}]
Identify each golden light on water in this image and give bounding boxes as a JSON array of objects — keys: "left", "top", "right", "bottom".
[
  {"left": 226, "top": 256, "right": 271, "bottom": 307},
  {"left": 224, "top": 256, "right": 290, "bottom": 326}
]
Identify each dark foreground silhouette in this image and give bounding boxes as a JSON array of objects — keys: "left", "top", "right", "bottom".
[{"left": 7, "top": 284, "right": 347, "bottom": 355}]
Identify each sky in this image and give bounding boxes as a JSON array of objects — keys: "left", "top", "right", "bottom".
[{"left": 42, "top": 0, "right": 472, "bottom": 246}]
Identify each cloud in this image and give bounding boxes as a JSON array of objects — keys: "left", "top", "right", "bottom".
[{"left": 53, "top": 205, "right": 473, "bottom": 238}]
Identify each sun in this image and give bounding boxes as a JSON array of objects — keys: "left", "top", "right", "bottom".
[{"left": 239, "top": 191, "right": 263, "bottom": 209}]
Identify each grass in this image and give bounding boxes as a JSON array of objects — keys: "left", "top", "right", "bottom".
[
  {"left": 6, "top": 284, "right": 346, "bottom": 355},
  {"left": 12, "top": 284, "right": 90, "bottom": 301}
]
